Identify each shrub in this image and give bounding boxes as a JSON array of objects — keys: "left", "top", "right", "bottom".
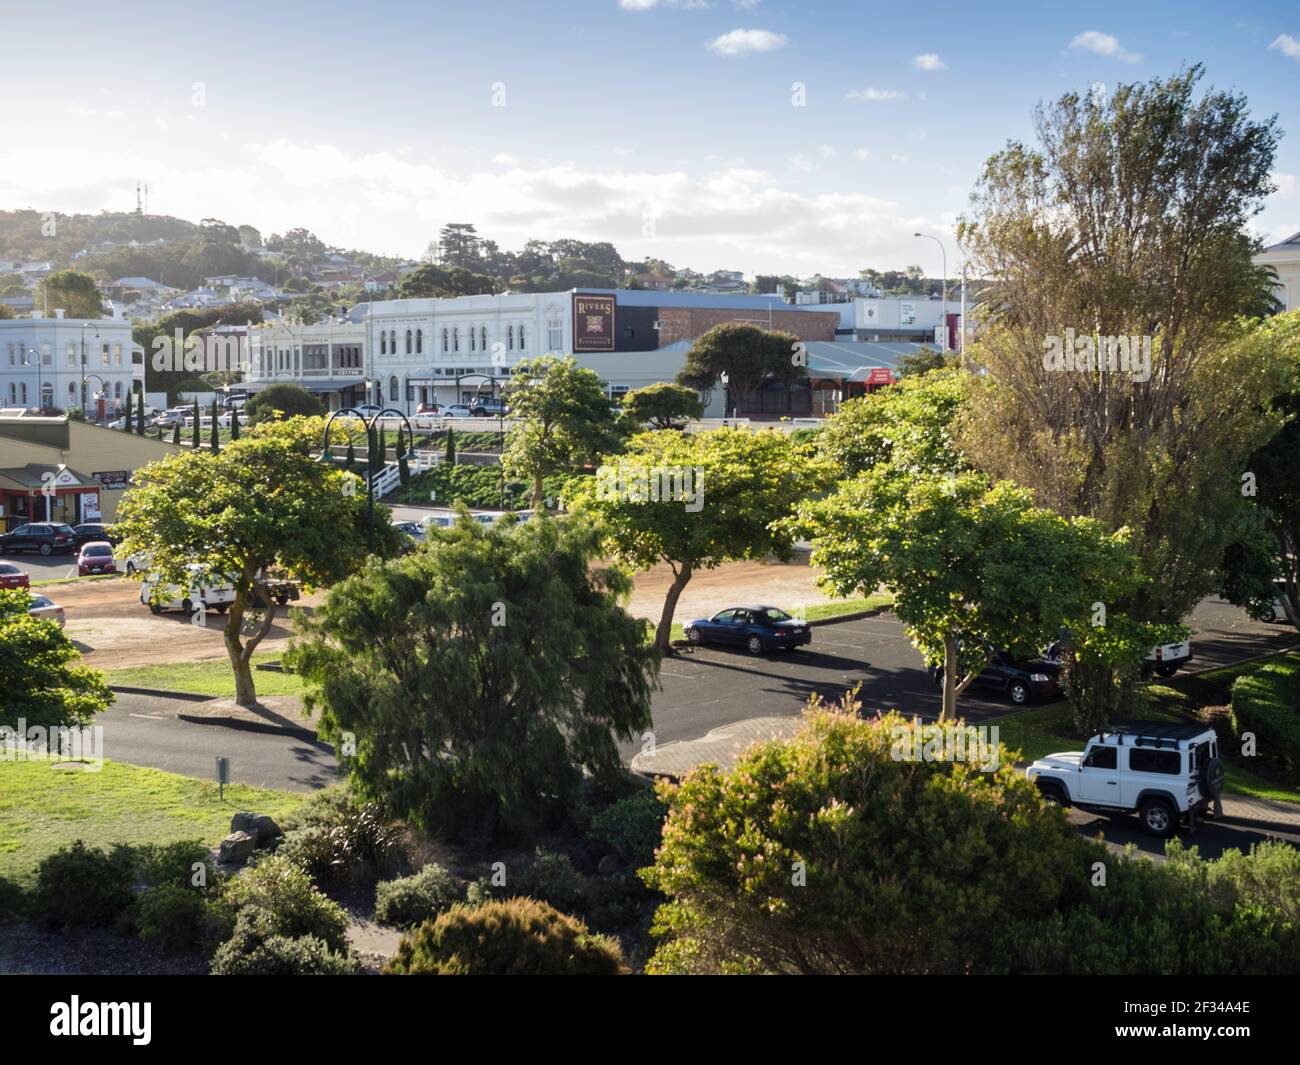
[
  {"left": 34, "top": 841, "right": 136, "bottom": 928},
  {"left": 1231, "top": 659, "right": 1300, "bottom": 779},
  {"left": 277, "top": 791, "right": 406, "bottom": 883},
  {"left": 466, "top": 849, "right": 589, "bottom": 913},
  {"left": 210, "top": 909, "right": 356, "bottom": 975},
  {"left": 374, "top": 864, "right": 461, "bottom": 929},
  {"left": 137, "top": 884, "right": 206, "bottom": 953},
  {"left": 588, "top": 792, "right": 667, "bottom": 869},
  {"left": 643, "top": 699, "right": 1091, "bottom": 974},
  {"left": 384, "top": 898, "right": 625, "bottom": 975},
  {"left": 221, "top": 855, "right": 351, "bottom": 954},
  {"left": 0, "top": 875, "right": 29, "bottom": 921},
  {"left": 135, "top": 840, "right": 214, "bottom": 890}
]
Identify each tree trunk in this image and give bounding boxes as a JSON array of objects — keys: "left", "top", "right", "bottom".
[
  {"left": 655, "top": 561, "right": 694, "bottom": 654},
  {"left": 224, "top": 583, "right": 279, "bottom": 708},
  {"left": 531, "top": 472, "right": 545, "bottom": 509},
  {"left": 941, "top": 633, "right": 959, "bottom": 721}
]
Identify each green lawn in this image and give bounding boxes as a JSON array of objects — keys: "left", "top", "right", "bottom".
[
  {"left": 994, "top": 653, "right": 1300, "bottom": 804},
  {"left": 0, "top": 759, "right": 303, "bottom": 888},
  {"left": 104, "top": 653, "right": 306, "bottom": 698}
]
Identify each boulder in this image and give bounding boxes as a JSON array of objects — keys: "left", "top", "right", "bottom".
[
  {"left": 218, "top": 831, "right": 257, "bottom": 865},
  {"left": 230, "top": 811, "right": 283, "bottom": 846}
]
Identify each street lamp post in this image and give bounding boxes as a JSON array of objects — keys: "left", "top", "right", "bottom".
[
  {"left": 80, "top": 323, "right": 100, "bottom": 418},
  {"left": 719, "top": 371, "right": 731, "bottom": 421},
  {"left": 913, "top": 232, "right": 949, "bottom": 353}
]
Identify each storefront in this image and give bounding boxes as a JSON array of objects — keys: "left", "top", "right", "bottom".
[{"left": 0, "top": 464, "right": 103, "bottom": 528}]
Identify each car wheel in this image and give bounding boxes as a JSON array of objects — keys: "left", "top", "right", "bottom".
[
  {"left": 125, "top": 561, "right": 136, "bottom": 576},
  {"left": 1155, "top": 665, "right": 1178, "bottom": 678},
  {"left": 213, "top": 604, "right": 228, "bottom": 614},
  {"left": 686, "top": 627, "right": 702, "bottom": 644},
  {"left": 149, "top": 602, "right": 162, "bottom": 615},
  {"left": 1007, "top": 680, "right": 1029, "bottom": 705},
  {"left": 746, "top": 635, "right": 764, "bottom": 655},
  {"left": 39, "top": 544, "right": 52, "bottom": 556},
  {"left": 1138, "top": 797, "right": 1177, "bottom": 837},
  {"left": 181, "top": 598, "right": 194, "bottom": 615},
  {"left": 1201, "top": 756, "right": 1225, "bottom": 798},
  {"left": 1036, "top": 780, "right": 1070, "bottom": 808}
]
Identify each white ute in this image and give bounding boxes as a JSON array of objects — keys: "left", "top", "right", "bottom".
[{"left": 1026, "top": 721, "right": 1224, "bottom": 837}]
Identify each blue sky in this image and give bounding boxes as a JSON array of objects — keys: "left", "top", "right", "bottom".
[{"left": 3, "top": 0, "right": 1299, "bottom": 276}]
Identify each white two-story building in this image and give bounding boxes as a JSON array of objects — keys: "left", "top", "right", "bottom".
[
  {"left": 246, "top": 291, "right": 571, "bottom": 411},
  {"left": 0, "top": 312, "right": 143, "bottom": 418},
  {"left": 1256, "top": 231, "right": 1300, "bottom": 312}
]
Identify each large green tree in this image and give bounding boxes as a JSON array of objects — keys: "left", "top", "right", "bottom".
[
  {"left": 569, "top": 427, "right": 829, "bottom": 653},
  {"left": 955, "top": 67, "right": 1290, "bottom": 722},
  {"left": 793, "top": 471, "right": 1140, "bottom": 720},
  {"left": 503, "top": 355, "right": 620, "bottom": 507},
  {"left": 619, "top": 382, "right": 704, "bottom": 430},
  {"left": 0, "top": 590, "right": 112, "bottom": 730},
  {"left": 115, "top": 418, "right": 392, "bottom": 706},
  {"left": 33, "top": 269, "right": 103, "bottom": 319},
  {"left": 243, "top": 382, "right": 323, "bottom": 424},
  {"left": 286, "top": 513, "right": 659, "bottom": 839},
  {"left": 676, "top": 323, "right": 805, "bottom": 413}
]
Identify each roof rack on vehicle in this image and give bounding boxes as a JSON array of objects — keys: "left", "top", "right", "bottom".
[{"left": 1103, "top": 720, "right": 1207, "bottom": 748}]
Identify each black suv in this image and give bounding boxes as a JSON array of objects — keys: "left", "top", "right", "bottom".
[
  {"left": 0, "top": 522, "right": 78, "bottom": 556},
  {"left": 71, "top": 522, "right": 120, "bottom": 547}
]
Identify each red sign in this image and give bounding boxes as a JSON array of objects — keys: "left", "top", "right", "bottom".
[
  {"left": 867, "top": 368, "right": 894, "bottom": 385},
  {"left": 573, "top": 294, "right": 615, "bottom": 352}
]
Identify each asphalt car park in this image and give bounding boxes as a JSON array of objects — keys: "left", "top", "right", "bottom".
[{"left": 635, "top": 596, "right": 1300, "bottom": 753}]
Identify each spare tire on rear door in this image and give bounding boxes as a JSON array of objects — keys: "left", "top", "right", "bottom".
[{"left": 1201, "top": 755, "right": 1225, "bottom": 798}]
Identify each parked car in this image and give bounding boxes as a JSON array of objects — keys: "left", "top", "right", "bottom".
[
  {"left": 27, "top": 593, "right": 65, "bottom": 628},
  {"left": 0, "top": 562, "right": 30, "bottom": 590},
  {"left": 418, "top": 514, "right": 457, "bottom": 532},
  {"left": 1142, "top": 639, "right": 1193, "bottom": 679},
  {"left": 470, "top": 400, "right": 508, "bottom": 417},
  {"left": 684, "top": 605, "right": 812, "bottom": 656},
  {"left": 931, "top": 648, "right": 1063, "bottom": 705},
  {"left": 443, "top": 404, "right": 474, "bottom": 418},
  {"left": 124, "top": 551, "right": 151, "bottom": 577},
  {"left": 0, "top": 522, "right": 77, "bottom": 556},
  {"left": 156, "top": 408, "right": 191, "bottom": 429},
  {"left": 350, "top": 403, "right": 384, "bottom": 418},
  {"left": 1026, "top": 720, "right": 1224, "bottom": 837},
  {"left": 416, "top": 402, "right": 442, "bottom": 416},
  {"left": 77, "top": 541, "right": 118, "bottom": 576},
  {"left": 139, "top": 566, "right": 236, "bottom": 615},
  {"left": 71, "top": 522, "right": 120, "bottom": 547}
]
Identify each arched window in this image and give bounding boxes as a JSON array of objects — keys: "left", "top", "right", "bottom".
[
  {"left": 380, "top": 331, "right": 387, "bottom": 355},
  {"left": 68, "top": 382, "right": 76, "bottom": 399},
  {"left": 416, "top": 329, "right": 423, "bottom": 354},
  {"left": 405, "top": 329, "right": 412, "bottom": 354},
  {"left": 518, "top": 325, "right": 525, "bottom": 350},
  {"left": 480, "top": 326, "right": 487, "bottom": 351},
  {"left": 114, "top": 382, "right": 122, "bottom": 399},
  {"left": 442, "top": 328, "right": 449, "bottom": 353},
  {"left": 41, "top": 382, "right": 53, "bottom": 409},
  {"left": 469, "top": 326, "right": 476, "bottom": 352},
  {"left": 389, "top": 330, "right": 397, "bottom": 354},
  {"left": 389, "top": 375, "right": 399, "bottom": 401},
  {"left": 8, "top": 383, "right": 16, "bottom": 404},
  {"left": 453, "top": 328, "right": 459, "bottom": 353},
  {"left": 507, "top": 325, "right": 514, "bottom": 351}
]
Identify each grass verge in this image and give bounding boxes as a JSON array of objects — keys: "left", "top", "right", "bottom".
[
  {"left": 0, "top": 759, "right": 303, "bottom": 888},
  {"left": 104, "top": 653, "right": 305, "bottom": 697}
]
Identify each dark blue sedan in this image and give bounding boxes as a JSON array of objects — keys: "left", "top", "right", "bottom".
[{"left": 683, "top": 605, "right": 812, "bottom": 655}]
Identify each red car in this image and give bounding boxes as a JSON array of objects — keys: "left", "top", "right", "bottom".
[
  {"left": 0, "top": 562, "right": 30, "bottom": 590},
  {"left": 77, "top": 541, "right": 117, "bottom": 576}
]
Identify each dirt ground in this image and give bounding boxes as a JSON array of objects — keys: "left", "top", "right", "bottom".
[{"left": 48, "top": 559, "right": 832, "bottom": 670}]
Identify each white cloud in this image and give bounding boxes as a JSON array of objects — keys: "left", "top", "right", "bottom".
[
  {"left": 707, "top": 28, "right": 787, "bottom": 55},
  {"left": 912, "top": 53, "right": 946, "bottom": 71},
  {"left": 852, "top": 148, "right": 871, "bottom": 161},
  {"left": 819, "top": 144, "right": 837, "bottom": 159},
  {"left": 492, "top": 153, "right": 520, "bottom": 166},
  {"left": 620, "top": 0, "right": 708, "bottom": 9},
  {"left": 1269, "top": 33, "right": 1300, "bottom": 60},
  {"left": 846, "top": 87, "right": 906, "bottom": 102},
  {"left": 1068, "top": 31, "right": 1141, "bottom": 63}
]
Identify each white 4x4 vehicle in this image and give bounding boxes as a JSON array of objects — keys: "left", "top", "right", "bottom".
[{"left": 1026, "top": 721, "right": 1224, "bottom": 837}]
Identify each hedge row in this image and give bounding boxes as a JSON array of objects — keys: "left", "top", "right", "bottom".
[{"left": 1231, "top": 657, "right": 1300, "bottom": 780}]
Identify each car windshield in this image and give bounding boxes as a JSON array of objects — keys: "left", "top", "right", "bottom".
[
  {"left": 84, "top": 545, "right": 113, "bottom": 556},
  {"left": 0, "top": 563, "right": 18, "bottom": 574},
  {"left": 54, "top": 525, "right": 75, "bottom": 535},
  {"left": 761, "top": 608, "right": 792, "bottom": 621},
  {"left": 30, "top": 596, "right": 52, "bottom": 608}
]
